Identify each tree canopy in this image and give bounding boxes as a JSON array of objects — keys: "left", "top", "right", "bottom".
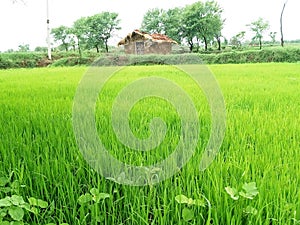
[
  {"left": 140, "top": 0, "right": 224, "bottom": 52},
  {"left": 247, "top": 17, "right": 270, "bottom": 49},
  {"left": 51, "top": 12, "right": 120, "bottom": 54}
]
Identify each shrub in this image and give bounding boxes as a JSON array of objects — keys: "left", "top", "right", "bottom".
[{"left": 1, "top": 47, "right": 300, "bottom": 69}]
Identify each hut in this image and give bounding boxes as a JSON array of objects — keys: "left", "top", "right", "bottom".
[{"left": 118, "top": 29, "right": 177, "bottom": 55}]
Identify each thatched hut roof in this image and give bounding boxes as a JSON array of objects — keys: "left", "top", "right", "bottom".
[{"left": 118, "top": 29, "right": 177, "bottom": 46}]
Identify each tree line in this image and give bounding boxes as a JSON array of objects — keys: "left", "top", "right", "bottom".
[
  {"left": 51, "top": 12, "right": 121, "bottom": 55},
  {"left": 36, "top": 0, "right": 292, "bottom": 54}
]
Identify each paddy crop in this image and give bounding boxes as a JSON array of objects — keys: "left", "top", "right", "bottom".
[{"left": 0, "top": 63, "right": 299, "bottom": 224}]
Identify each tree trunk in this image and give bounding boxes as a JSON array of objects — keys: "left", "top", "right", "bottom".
[
  {"left": 188, "top": 39, "right": 194, "bottom": 52},
  {"left": 77, "top": 36, "right": 82, "bottom": 59},
  {"left": 96, "top": 45, "right": 99, "bottom": 53},
  {"left": 259, "top": 38, "right": 262, "bottom": 50},
  {"left": 203, "top": 36, "right": 208, "bottom": 51},
  {"left": 62, "top": 41, "right": 68, "bottom": 52},
  {"left": 217, "top": 36, "right": 221, "bottom": 51},
  {"left": 280, "top": 1, "right": 288, "bottom": 47},
  {"left": 105, "top": 40, "right": 109, "bottom": 53}
]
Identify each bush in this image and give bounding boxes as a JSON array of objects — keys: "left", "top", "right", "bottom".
[
  {"left": 50, "top": 57, "right": 94, "bottom": 67},
  {"left": 1, "top": 47, "right": 300, "bottom": 69}
]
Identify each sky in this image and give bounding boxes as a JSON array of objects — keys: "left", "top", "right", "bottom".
[{"left": 0, "top": 0, "right": 299, "bottom": 51}]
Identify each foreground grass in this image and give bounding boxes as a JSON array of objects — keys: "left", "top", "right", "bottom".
[{"left": 0, "top": 64, "right": 299, "bottom": 224}]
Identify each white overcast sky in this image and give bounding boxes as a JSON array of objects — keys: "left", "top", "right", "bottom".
[{"left": 0, "top": 0, "right": 299, "bottom": 51}]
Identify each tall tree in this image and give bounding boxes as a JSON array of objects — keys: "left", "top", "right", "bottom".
[
  {"left": 163, "top": 7, "right": 184, "bottom": 43},
  {"left": 141, "top": 8, "right": 166, "bottom": 34},
  {"left": 247, "top": 17, "right": 270, "bottom": 50},
  {"left": 86, "top": 12, "right": 121, "bottom": 53},
  {"left": 182, "top": 1, "right": 223, "bottom": 52},
  {"left": 71, "top": 17, "right": 88, "bottom": 57},
  {"left": 51, "top": 26, "right": 71, "bottom": 51},
  {"left": 280, "top": 1, "right": 288, "bottom": 47}
]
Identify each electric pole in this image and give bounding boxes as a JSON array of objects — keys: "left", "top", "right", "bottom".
[{"left": 47, "top": 0, "right": 52, "bottom": 59}]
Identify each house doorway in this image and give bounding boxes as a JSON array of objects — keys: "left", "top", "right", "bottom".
[{"left": 135, "top": 42, "right": 145, "bottom": 55}]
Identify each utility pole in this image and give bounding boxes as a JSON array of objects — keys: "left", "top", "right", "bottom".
[
  {"left": 280, "top": 0, "right": 288, "bottom": 47},
  {"left": 47, "top": 0, "right": 52, "bottom": 59}
]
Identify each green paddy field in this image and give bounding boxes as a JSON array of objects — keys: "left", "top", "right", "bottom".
[{"left": 0, "top": 63, "right": 299, "bottom": 224}]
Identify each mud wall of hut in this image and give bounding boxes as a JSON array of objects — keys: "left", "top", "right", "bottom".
[{"left": 124, "top": 40, "right": 172, "bottom": 55}]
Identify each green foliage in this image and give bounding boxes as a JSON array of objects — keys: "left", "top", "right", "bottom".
[
  {"left": 0, "top": 176, "right": 49, "bottom": 223},
  {"left": 77, "top": 189, "right": 110, "bottom": 224},
  {"left": 141, "top": 8, "right": 166, "bottom": 34},
  {"left": 175, "top": 194, "right": 207, "bottom": 222},
  {"left": 140, "top": 1, "right": 223, "bottom": 51},
  {"left": 1, "top": 47, "right": 300, "bottom": 69},
  {"left": 0, "top": 53, "right": 46, "bottom": 69},
  {"left": 51, "top": 25, "right": 72, "bottom": 52},
  {"left": 247, "top": 17, "right": 270, "bottom": 49},
  {"left": 182, "top": 208, "right": 194, "bottom": 222},
  {"left": 70, "top": 12, "right": 120, "bottom": 54},
  {"left": 230, "top": 31, "right": 246, "bottom": 48},
  {"left": 17, "top": 44, "right": 30, "bottom": 53},
  {"left": 225, "top": 182, "right": 259, "bottom": 217},
  {"left": 140, "top": 7, "right": 184, "bottom": 43},
  {"left": 50, "top": 57, "right": 93, "bottom": 67},
  {"left": 0, "top": 64, "right": 300, "bottom": 224},
  {"left": 182, "top": 1, "right": 223, "bottom": 51}
]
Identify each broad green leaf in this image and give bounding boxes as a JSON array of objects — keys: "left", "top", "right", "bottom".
[
  {"left": 20, "top": 203, "right": 30, "bottom": 211},
  {"left": 225, "top": 186, "right": 239, "bottom": 200},
  {"left": 0, "top": 208, "right": 7, "bottom": 218},
  {"left": 175, "top": 195, "right": 189, "bottom": 204},
  {"left": 36, "top": 199, "right": 48, "bottom": 209},
  {"left": 8, "top": 206, "right": 24, "bottom": 221},
  {"left": 30, "top": 207, "right": 38, "bottom": 215},
  {"left": 90, "top": 189, "right": 110, "bottom": 203},
  {"left": 243, "top": 206, "right": 258, "bottom": 215},
  {"left": 45, "top": 223, "right": 56, "bottom": 225},
  {"left": 182, "top": 207, "right": 194, "bottom": 222},
  {"left": 97, "top": 193, "right": 110, "bottom": 200},
  {"left": 193, "top": 199, "right": 206, "bottom": 207},
  {"left": 78, "top": 194, "right": 93, "bottom": 205},
  {"left": 0, "top": 177, "right": 9, "bottom": 187},
  {"left": 60, "top": 223, "right": 70, "bottom": 225},
  {"left": 0, "top": 221, "right": 10, "bottom": 225},
  {"left": 239, "top": 191, "right": 255, "bottom": 199},
  {"left": 0, "top": 187, "right": 11, "bottom": 194},
  {"left": 0, "top": 197, "right": 12, "bottom": 207},
  {"left": 28, "top": 197, "right": 48, "bottom": 208},
  {"left": 10, "top": 195, "right": 25, "bottom": 206},
  {"left": 239, "top": 182, "right": 259, "bottom": 199},
  {"left": 10, "top": 221, "right": 24, "bottom": 225},
  {"left": 90, "top": 188, "right": 99, "bottom": 196}
]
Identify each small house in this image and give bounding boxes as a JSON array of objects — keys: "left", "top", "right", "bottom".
[{"left": 118, "top": 29, "right": 177, "bottom": 55}]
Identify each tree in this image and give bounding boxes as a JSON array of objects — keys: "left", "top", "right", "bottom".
[
  {"left": 141, "top": 8, "right": 166, "bottom": 34},
  {"left": 269, "top": 32, "right": 277, "bottom": 45},
  {"left": 163, "top": 7, "right": 184, "bottom": 43},
  {"left": 140, "top": 7, "right": 184, "bottom": 44},
  {"left": 51, "top": 26, "right": 71, "bottom": 51},
  {"left": 18, "top": 44, "right": 30, "bottom": 52},
  {"left": 230, "top": 31, "right": 246, "bottom": 48},
  {"left": 182, "top": 1, "right": 224, "bottom": 52},
  {"left": 71, "top": 17, "right": 88, "bottom": 57},
  {"left": 86, "top": 12, "right": 121, "bottom": 53},
  {"left": 35, "top": 46, "right": 48, "bottom": 52},
  {"left": 280, "top": 1, "right": 288, "bottom": 47},
  {"left": 247, "top": 18, "right": 270, "bottom": 50}
]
